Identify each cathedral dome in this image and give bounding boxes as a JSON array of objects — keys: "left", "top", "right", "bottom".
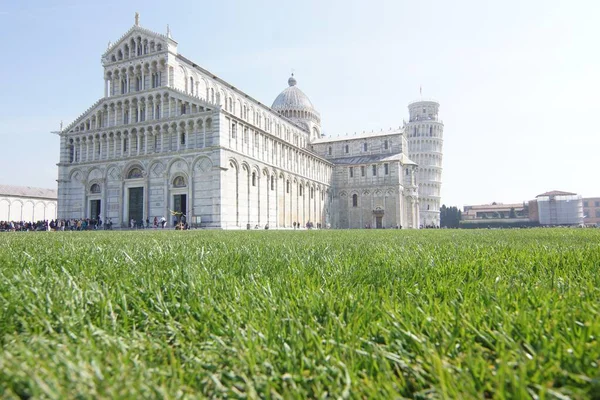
[
  {"left": 271, "top": 75, "right": 321, "bottom": 129},
  {"left": 272, "top": 75, "right": 315, "bottom": 110}
]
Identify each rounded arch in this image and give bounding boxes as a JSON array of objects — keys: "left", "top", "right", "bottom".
[
  {"left": 22, "top": 200, "right": 35, "bottom": 221},
  {"left": 123, "top": 161, "right": 145, "bottom": 179},
  {"left": 192, "top": 155, "right": 213, "bottom": 173},
  {"left": 105, "top": 164, "right": 122, "bottom": 181},
  {"left": 179, "top": 65, "right": 189, "bottom": 91},
  {"left": 240, "top": 161, "right": 251, "bottom": 176},
  {"left": 228, "top": 157, "right": 239, "bottom": 171},
  {"left": 69, "top": 168, "right": 84, "bottom": 182},
  {"left": 89, "top": 183, "right": 101, "bottom": 194},
  {"left": 171, "top": 173, "right": 189, "bottom": 188},
  {"left": 166, "top": 157, "right": 189, "bottom": 175},
  {"left": 147, "top": 159, "right": 165, "bottom": 178},
  {"left": 87, "top": 167, "right": 103, "bottom": 182}
]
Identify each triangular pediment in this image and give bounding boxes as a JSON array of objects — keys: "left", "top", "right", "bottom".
[
  {"left": 102, "top": 25, "right": 176, "bottom": 63},
  {"left": 63, "top": 87, "right": 218, "bottom": 134}
]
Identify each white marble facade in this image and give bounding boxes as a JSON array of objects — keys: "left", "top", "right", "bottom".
[
  {"left": 0, "top": 185, "right": 57, "bottom": 223},
  {"left": 57, "top": 19, "right": 442, "bottom": 229}
]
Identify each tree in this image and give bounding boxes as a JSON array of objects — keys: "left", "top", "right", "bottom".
[{"left": 440, "top": 205, "right": 461, "bottom": 228}]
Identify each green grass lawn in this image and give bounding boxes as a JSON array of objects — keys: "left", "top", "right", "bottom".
[{"left": 0, "top": 229, "right": 599, "bottom": 399}]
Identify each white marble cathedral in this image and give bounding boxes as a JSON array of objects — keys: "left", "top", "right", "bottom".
[{"left": 57, "top": 17, "right": 444, "bottom": 229}]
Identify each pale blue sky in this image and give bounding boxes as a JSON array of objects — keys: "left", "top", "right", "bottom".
[{"left": 1, "top": 0, "right": 598, "bottom": 207}]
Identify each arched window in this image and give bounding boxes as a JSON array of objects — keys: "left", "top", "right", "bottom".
[
  {"left": 363, "top": 142, "right": 368, "bottom": 151},
  {"left": 190, "top": 77, "right": 194, "bottom": 94},
  {"left": 328, "top": 146, "right": 332, "bottom": 155},
  {"left": 180, "top": 132, "right": 186, "bottom": 145},
  {"left": 173, "top": 176, "right": 186, "bottom": 188},
  {"left": 90, "top": 184, "right": 101, "bottom": 194},
  {"left": 157, "top": 44, "right": 162, "bottom": 51},
  {"left": 286, "top": 180, "right": 290, "bottom": 194},
  {"left": 127, "top": 167, "right": 143, "bottom": 179},
  {"left": 384, "top": 140, "right": 389, "bottom": 150},
  {"left": 271, "top": 175, "right": 275, "bottom": 191},
  {"left": 252, "top": 172, "right": 257, "bottom": 187},
  {"left": 68, "top": 141, "right": 74, "bottom": 163},
  {"left": 123, "top": 138, "right": 129, "bottom": 152},
  {"left": 345, "top": 144, "right": 349, "bottom": 153},
  {"left": 299, "top": 185, "right": 303, "bottom": 196},
  {"left": 352, "top": 194, "right": 358, "bottom": 207}
]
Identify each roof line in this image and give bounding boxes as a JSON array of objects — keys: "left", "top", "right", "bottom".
[{"left": 176, "top": 53, "right": 311, "bottom": 133}]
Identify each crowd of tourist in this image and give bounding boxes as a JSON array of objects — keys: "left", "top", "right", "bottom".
[
  {"left": 0, "top": 216, "right": 171, "bottom": 231},
  {"left": 0, "top": 218, "right": 115, "bottom": 232}
]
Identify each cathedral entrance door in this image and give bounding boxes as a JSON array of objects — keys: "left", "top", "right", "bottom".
[
  {"left": 173, "top": 194, "right": 187, "bottom": 227},
  {"left": 376, "top": 216, "right": 383, "bottom": 229},
  {"left": 173, "top": 194, "right": 187, "bottom": 216},
  {"left": 128, "top": 187, "right": 144, "bottom": 225},
  {"left": 90, "top": 199, "right": 101, "bottom": 220}
]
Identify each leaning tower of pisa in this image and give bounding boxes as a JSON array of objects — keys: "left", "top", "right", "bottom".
[{"left": 405, "top": 99, "right": 444, "bottom": 227}]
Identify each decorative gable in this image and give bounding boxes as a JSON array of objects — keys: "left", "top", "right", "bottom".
[{"left": 102, "top": 20, "right": 177, "bottom": 65}]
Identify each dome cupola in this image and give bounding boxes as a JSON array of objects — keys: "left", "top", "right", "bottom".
[{"left": 272, "top": 74, "right": 322, "bottom": 141}]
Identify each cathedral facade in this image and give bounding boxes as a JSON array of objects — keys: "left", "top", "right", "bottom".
[{"left": 57, "top": 19, "right": 443, "bottom": 229}]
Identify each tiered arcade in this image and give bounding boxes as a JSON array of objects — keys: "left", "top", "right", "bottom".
[{"left": 405, "top": 100, "right": 444, "bottom": 227}]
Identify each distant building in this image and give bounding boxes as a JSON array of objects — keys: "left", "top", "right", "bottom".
[
  {"left": 582, "top": 197, "right": 600, "bottom": 225},
  {"left": 0, "top": 185, "right": 58, "bottom": 222},
  {"left": 462, "top": 190, "right": 584, "bottom": 228},
  {"left": 462, "top": 203, "right": 527, "bottom": 220},
  {"left": 534, "top": 190, "right": 583, "bottom": 226}
]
